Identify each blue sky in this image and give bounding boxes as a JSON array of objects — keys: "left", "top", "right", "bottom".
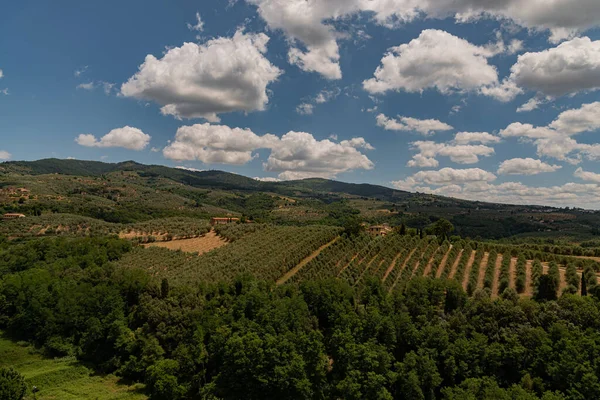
[{"left": 2, "top": 0, "right": 600, "bottom": 207}]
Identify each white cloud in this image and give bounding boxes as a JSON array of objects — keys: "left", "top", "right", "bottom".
[
  {"left": 264, "top": 132, "right": 375, "bottom": 179},
  {"left": 392, "top": 167, "right": 497, "bottom": 189},
  {"left": 454, "top": 132, "right": 501, "bottom": 145},
  {"left": 296, "top": 103, "right": 314, "bottom": 115},
  {"left": 0, "top": 88, "right": 8, "bottom": 95},
  {"left": 77, "top": 82, "right": 95, "bottom": 90},
  {"left": 517, "top": 97, "right": 545, "bottom": 112},
  {"left": 500, "top": 102, "right": 600, "bottom": 163},
  {"left": 364, "top": 30, "right": 499, "bottom": 95},
  {"left": 409, "top": 141, "right": 495, "bottom": 165},
  {"left": 76, "top": 81, "right": 115, "bottom": 95},
  {"left": 407, "top": 154, "right": 439, "bottom": 168},
  {"left": 163, "top": 123, "right": 374, "bottom": 179},
  {"left": 74, "top": 66, "right": 88, "bottom": 77},
  {"left": 574, "top": 167, "right": 600, "bottom": 183},
  {"left": 253, "top": 177, "right": 281, "bottom": 182},
  {"left": 507, "top": 37, "right": 600, "bottom": 98},
  {"left": 0, "top": 150, "right": 11, "bottom": 160},
  {"left": 175, "top": 166, "right": 205, "bottom": 172},
  {"left": 246, "top": 0, "right": 600, "bottom": 80},
  {"left": 121, "top": 30, "right": 282, "bottom": 122},
  {"left": 498, "top": 158, "right": 562, "bottom": 175},
  {"left": 376, "top": 113, "right": 453, "bottom": 135},
  {"left": 549, "top": 101, "right": 600, "bottom": 135},
  {"left": 75, "top": 126, "right": 151, "bottom": 150},
  {"left": 187, "top": 12, "right": 204, "bottom": 32},
  {"left": 0, "top": 69, "right": 3, "bottom": 79},
  {"left": 163, "top": 123, "right": 278, "bottom": 164},
  {"left": 315, "top": 88, "right": 340, "bottom": 104},
  {"left": 403, "top": 180, "right": 600, "bottom": 208}
]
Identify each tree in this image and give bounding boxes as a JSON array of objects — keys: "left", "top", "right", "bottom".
[
  {"left": 0, "top": 367, "right": 26, "bottom": 400},
  {"left": 428, "top": 219, "right": 454, "bottom": 240},
  {"left": 535, "top": 275, "right": 558, "bottom": 302},
  {"left": 161, "top": 278, "right": 170, "bottom": 299},
  {"left": 343, "top": 218, "right": 364, "bottom": 237},
  {"left": 145, "top": 359, "right": 186, "bottom": 400}
]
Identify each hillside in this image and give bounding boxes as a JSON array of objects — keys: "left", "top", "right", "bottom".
[{"left": 1, "top": 158, "right": 600, "bottom": 240}]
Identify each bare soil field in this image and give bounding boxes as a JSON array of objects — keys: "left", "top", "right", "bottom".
[{"left": 142, "top": 231, "right": 227, "bottom": 255}]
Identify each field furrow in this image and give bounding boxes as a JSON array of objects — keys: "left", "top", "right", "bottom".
[
  {"left": 277, "top": 237, "right": 339, "bottom": 285},
  {"left": 432, "top": 244, "right": 453, "bottom": 278},
  {"left": 447, "top": 249, "right": 464, "bottom": 279}
]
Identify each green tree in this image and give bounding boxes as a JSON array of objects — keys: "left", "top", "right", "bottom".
[
  {"left": 535, "top": 275, "right": 558, "bottom": 302},
  {"left": 0, "top": 367, "right": 26, "bottom": 400},
  {"left": 428, "top": 219, "right": 454, "bottom": 240},
  {"left": 145, "top": 359, "right": 186, "bottom": 400}
]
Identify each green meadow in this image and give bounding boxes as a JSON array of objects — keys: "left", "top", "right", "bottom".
[{"left": 0, "top": 332, "right": 146, "bottom": 400}]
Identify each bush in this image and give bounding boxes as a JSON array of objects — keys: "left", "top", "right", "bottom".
[{"left": 0, "top": 367, "right": 26, "bottom": 400}]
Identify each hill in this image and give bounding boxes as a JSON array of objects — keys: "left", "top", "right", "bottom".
[{"left": 2, "top": 158, "right": 600, "bottom": 240}]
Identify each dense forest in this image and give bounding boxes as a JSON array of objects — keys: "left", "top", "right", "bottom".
[{"left": 3, "top": 235, "right": 600, "bottom": 399}]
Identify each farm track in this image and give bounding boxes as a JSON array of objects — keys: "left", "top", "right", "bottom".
[
  {"left": 476, "top": 253, "right": 490, "bottom": 289},
  {"left": 447, "top": 249, "right": 464, "bottom": 279},
  {"left": 338, "top": 255, "right": 358, "bottom": 276},
  {"left": 491, "top": 254, "right": 503, "bottom": 298},
  {"left": 415, "top": 246, "right": 441, "bottom": 278},
  {"left": 382, "top": 250, "right": 409, "bottom": 282},
  {"left": 524, "top": 261, "right": 533, "bottom": 297},
  {"left": 508, "top": 257, "right": 517, "bottom": 289},
  {"left": 461, "top": 251, "right": 477, "bottom": 290},
  {"left": 432, "top": 245, "right": 453, "bottom": 278},
  {"left": 277, "top": 237, "right": 339, "bottom": 285},
  {"left": 390, "top": 246, "right": 426, "bottom": 292}
]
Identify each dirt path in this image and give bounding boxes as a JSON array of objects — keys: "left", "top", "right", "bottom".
[
  {"left": 388, "top": 248, "right": 417, "bottom": 293},
  {"left": 355, "top": 248, "right": 386, "bottom": 285},
  {"left": 277, "top": 237, "right": 339, "bottom": 285},
  {"left": 491, "top": 254, "right": 503, "bottom": 298},
  {"left": 461, "top": 250, "right": 477, "bottom": 291},
  {"left": 432, "top": 245, "right": 453, "bottom": 278},
  {"left": 143, "top": 230, "right": 227, "bottom": 255},
  {"left": 422, "top": 246, "right": 442, "bottom": 277},
  {"left": 524, "top": 260, "right": 533, "bottom": 297},
  {"left": 508, "top": 257, "right": 517, "bottom": 289},
  {"left": 559, "top": 267, "right": 567, "bottom": 294},
  {"left": 382, "top": 248, "right": 416, "bottom": 282},
  {"left": 476, "top": 252, "right": 490, "bottom": 290},
  {"left": 338, "top": 254, "right": 358, "bottom": 276},
  {"left": 447, "top": 249, "right": 464, "bottom": 279},
  {"left": 415, "top": 247, "right": 440, "bottom": 278}
]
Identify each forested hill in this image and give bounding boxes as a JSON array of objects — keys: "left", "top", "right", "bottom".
[{"left": 2, "top": 158, "right": 600, "bottom": 240}]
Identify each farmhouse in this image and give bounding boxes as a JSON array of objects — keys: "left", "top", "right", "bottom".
[
  {"left": 210, "top": 217, "right": 240, "bottom": 226},
  {"left": 3, "top": 213, "right": 26, "bottom": 220},
  {"left": 367, "top": 225, "right": 392, "bottom": 237}
]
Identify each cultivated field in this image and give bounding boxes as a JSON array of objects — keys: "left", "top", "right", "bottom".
[
  {"left": 120, "top": 227, "right": 600, "bottom": 297},
  {"left": 143, "top": 230, "right": 227, "bottom": 255}
]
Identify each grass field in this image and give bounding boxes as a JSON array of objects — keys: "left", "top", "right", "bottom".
[{"left": 0, "top": 332, "right": 146, "bottom": 400}]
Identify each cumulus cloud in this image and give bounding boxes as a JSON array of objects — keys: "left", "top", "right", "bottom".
[
  {"left": 376, "top": 113, "right": 453, "bottom": 135},
  {"left": 407, "top": 180, "right": 600, "bottom": 208},
  {"left": 246, "top": 0, "right": 600, "bottom": 79},
  {"left": 517, "top": 97, "right": 547, "bottom": 113},
  {"left": 574, "top": 167, "right": 600, "bottom": 183},
  {"left": 506, "top": 37, "right": 600, "bottom": 99},
  {"left": 392, "top": 168, "right": 497, "bottom": 190},
  {"left": 296, "top": 88, "right": 341, "bottom": 115},
  {"left": 0, "top": 150, "right": 11, "bottom": 160},
  {"left": 498, "top": 158, "right": 562, "bottom": 175},
  {"left": 264, "top": 132, "right": 374, "bottom": 179},
  {"left": 121, "top": 30, "right": 282, "bottom": 122},
  {"left": 454, "top": 132, "right": 501, "bottom": 145},
  {"left": 500, "top": 102, "right": 600, "bottom": 163},
  {"left": 0, "top": 69, "right": 3, "bottom": 79},
  {"left": 75, "top": 126, "right": 151, "bottom": 150},
  {"left": 364, "top": 30, "right": 499, "bottom": 96},
  {"left": 407, "top": 141, "right": 495, "bottom": 166},
  {"left": 407, "top": 154, "right": 439, "bottom": 168},
  {"left": 163, "top": 123, "right": 278, "bottom": 164},
  {"left": 163, "top": 123, "right": 374, "bottom": 180}
]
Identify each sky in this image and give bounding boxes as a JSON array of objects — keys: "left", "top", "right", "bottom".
[{"left": 1, "top": 0, "right": 600, "bottom": 208}]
